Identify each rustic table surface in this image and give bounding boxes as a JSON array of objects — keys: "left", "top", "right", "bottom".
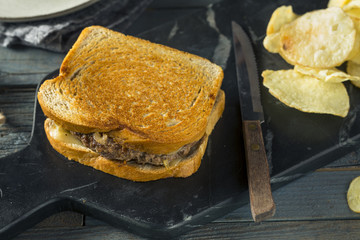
[{"left": 2, "top": 0, "right": 360, "bottom": 239}]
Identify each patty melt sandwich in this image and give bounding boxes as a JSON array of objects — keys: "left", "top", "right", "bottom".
[{"left": 37, "top": 26, "right": 225, "bottom": 182}]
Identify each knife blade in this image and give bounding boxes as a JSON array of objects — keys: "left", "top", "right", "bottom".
[{"left": 231, "top": 21, "right": 275, "bottom": 222}]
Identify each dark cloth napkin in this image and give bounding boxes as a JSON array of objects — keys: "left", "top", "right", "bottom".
[{"left": 0, "top": 0, "right": 152, "bottom": 52}]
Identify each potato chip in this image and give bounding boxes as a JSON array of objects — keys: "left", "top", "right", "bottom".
[
  {"left": 347, "top": 176, "right": 360, "bottom": 213},
  {"left": 262, "top": 69, "right": 350, "bottom": 117},
  {"left": 279, "top": 7, "right": 356, "bottom": 68},
  {"left": 347, "top": 60, "right": 360, "bottom": 75},
  {"left": 347, "top": 18, "right": 360, "bottom": 63},
  {"left": 266, "top": 6, "right": 298, "bottom": 35},
  {"left": 294, "top": 65, "right": 360, "bottom": 82},
  {"left": 264, "top": 6, "right": 298, "bottom": 53},
  {"left": 328, "top": 0, "right": 351, "bottom": 8},
  {"left": 263, "top": 32, "right": 281, "bottom": 53},
  {"left": 343, "top": 0, "right": 360, "bottom": 18},
  {"left": 346, "top": 60, "right": 360, "bottom": 87}
]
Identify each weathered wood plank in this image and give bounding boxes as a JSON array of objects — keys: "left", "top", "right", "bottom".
[
  {"left": 223, "top": 170, "right": 360, "bottom": 222},
  {"left": 0, "top": 88, "right": 35, "bottom": 157},
  {"left": 0, "top": 73, "right": 52, "bottom": 87},
  {"left": 0, "top": 46, "right": 64, "bottom": 86},
  {"left": 182, "top": 220, "right": 360, "bottom": 240}
]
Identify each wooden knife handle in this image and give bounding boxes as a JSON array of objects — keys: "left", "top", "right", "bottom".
[{"left": 243, "top": 120, "right": 275, "bottom": 222}]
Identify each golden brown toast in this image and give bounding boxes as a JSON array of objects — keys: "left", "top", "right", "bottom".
[
  {"left": 38, "top": 26, "right": 224, "bottom": 154},
  {"left": 44, "top": 90, "right": 225, "bottom": 181}
]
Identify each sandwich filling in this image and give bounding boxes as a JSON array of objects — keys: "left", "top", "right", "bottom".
[
  {"left": 71, "top": 131, "right": 206, "bottom": 167},
  {"left": 47, "top": 119, "right": 206, "bottom": 168}
]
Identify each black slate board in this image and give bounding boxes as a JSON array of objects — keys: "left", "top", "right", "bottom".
[{"left": 2, "top": 0, "right": 360, "bottom": 238}]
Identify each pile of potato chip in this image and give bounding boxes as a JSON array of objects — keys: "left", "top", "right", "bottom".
[{"left": 262, "top": 0, "right": 360, "bottom": 117}]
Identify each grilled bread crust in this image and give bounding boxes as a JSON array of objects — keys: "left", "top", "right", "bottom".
[
  {"left": 38, "top": 26, "right": 224, "bottom": 154},
  {"left": 44, "top": 90, "right": 225, "bottom": 181}
]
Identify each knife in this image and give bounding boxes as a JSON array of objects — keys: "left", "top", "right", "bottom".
[{"left": 231, "top": 21, "right": 275, "bottom": 222}]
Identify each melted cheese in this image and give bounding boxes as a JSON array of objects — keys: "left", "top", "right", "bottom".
[{"left": 49, "top": 121, "right": 83, "bottom": 146}]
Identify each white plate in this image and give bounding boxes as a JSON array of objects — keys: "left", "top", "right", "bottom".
[{"left": 0, "top": 0, "right": 100, "bottom": 22}]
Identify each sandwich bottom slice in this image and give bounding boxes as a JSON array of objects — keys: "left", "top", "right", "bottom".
[{"left": 44, "top": 90, "right": 225, "bottom": 182}]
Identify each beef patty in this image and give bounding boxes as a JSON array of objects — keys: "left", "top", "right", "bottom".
[{"left": 72, "top": 131, "right": 205, "bottom": 166}]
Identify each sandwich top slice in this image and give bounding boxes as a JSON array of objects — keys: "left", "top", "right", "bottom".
[{"left": 38, "top": 26, "right": 225, "bottom": 181}]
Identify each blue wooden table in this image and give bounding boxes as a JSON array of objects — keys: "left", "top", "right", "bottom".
[{"left": 2, "top": 0, "right": 360, "bottom": 239}]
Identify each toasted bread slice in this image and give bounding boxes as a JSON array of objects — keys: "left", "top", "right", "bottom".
[
  {"left": 44, "top": 90, "right": 225, "bottom": 181},
  {"left": 38, "top": 26, "right": 224, "bottom": 154}
]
